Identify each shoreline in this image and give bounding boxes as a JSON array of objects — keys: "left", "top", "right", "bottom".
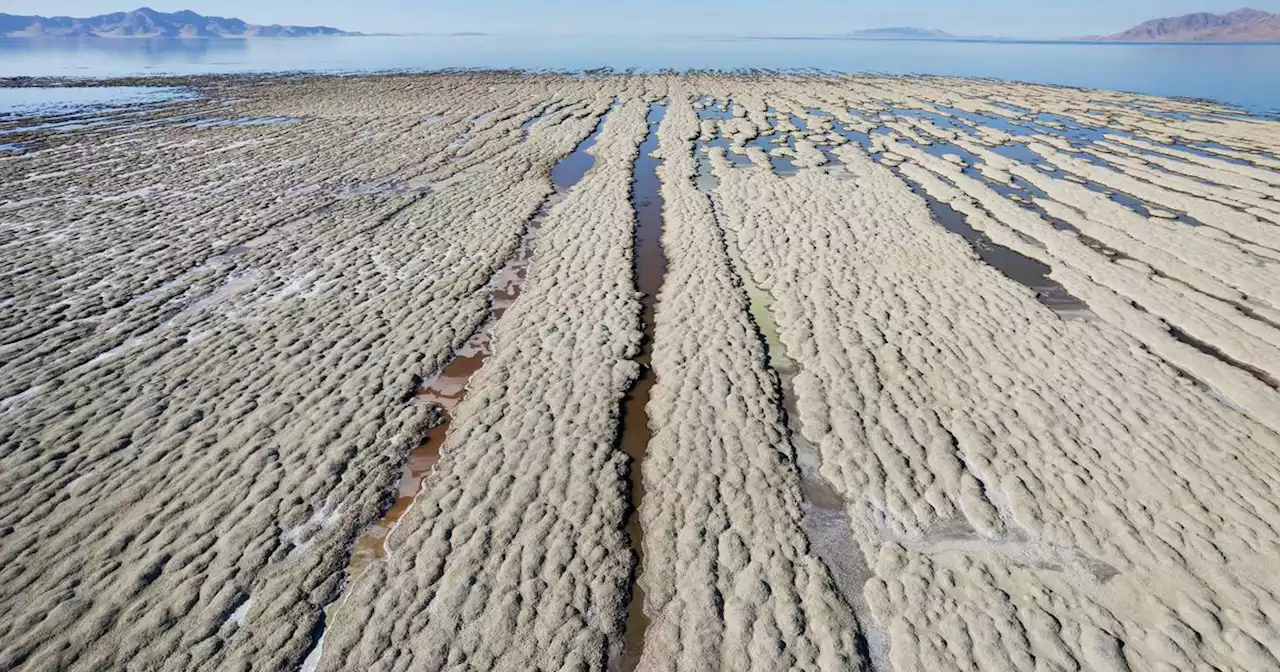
[
  {"left": 2, "top": 72, "right": 1279, "bottom": 671},
  {"left": 0, "top": 70, "right": 1265, "bottom": 121}
]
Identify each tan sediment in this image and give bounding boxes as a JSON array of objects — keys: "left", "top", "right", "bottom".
[
  {"left": 314, "top": 97, "right": 649, "bottom": 671},
  {"left": 1020, "top": 141, "right": 1280, "bottom": 263},
  {"left": 0, "top": 74, "right": 612, "bottom": 671},
  {"left": 713, "top": 135, "right": 1280, "bottom": 671},
  {"left": 308, "top": 97, "right": 618, "bottom": 668},
  {"left": 3, "top": 72, "right": 1280, "bottom": 672},
  {"left": 879, "top": 137, "right": 1280, "bottom": 393},
  {"left": 895, "top": 156, "right": 1280, "bottom": 428},
  {"left": 1097, "top": 135, "right": 1280, "bottom": 198},
  {"left": 633, "top": 94, "right": 862, "bottom": 671}
]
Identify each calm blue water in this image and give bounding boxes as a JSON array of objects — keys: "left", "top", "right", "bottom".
[
  {"left": 1, "top": 35, "right": 1278, "bottom": 113},
  {"left": 0, "top": 86, "right": 193, "bottom": 115}
]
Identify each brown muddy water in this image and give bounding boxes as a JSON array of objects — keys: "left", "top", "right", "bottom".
[
  {"left": 340, "top": 211, "right": 546, "bottom": 579},
  {"left": 615, "top": 101, "right": 667, "bottom": 672},
  {"left": 343, "top": 137, "right": 593, "bottom": 585},
  {"left": 301, "top": 105, "right": 611, "bottom": 672}
]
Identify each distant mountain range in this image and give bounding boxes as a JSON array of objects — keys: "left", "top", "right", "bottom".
[
  {"left": 1100, "top": 7, "right": 1280, "bottom": 42},
  {"left": 845, "top": 27, "right": 955, "bottom": 39},
  {"left": 847, "top": 11, "right": 1280, "bottom": 43},
  {"left": 0, "top": 7, "right": 358, "bottom": 38}
]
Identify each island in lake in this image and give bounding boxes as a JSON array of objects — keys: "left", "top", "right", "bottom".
[
  {"left": 844, "top": 27, "right": 955, "bottom": 39},
  {"left": 1099, "top": 7, "right": 1280, "bottom": 42},
  {"left": 0, "top": 6, "right": 358, "bottom": 38}
]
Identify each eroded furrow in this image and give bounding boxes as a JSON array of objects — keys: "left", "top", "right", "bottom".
[
  {"left": 299, "top": 98, "right": 618, "bottom": 670},
  {"left": 714, "top": 137, "right": 1280, "bottom": 671},
  {"left": 4, "top": 72, "right": 1280, "bottom": 672},
  {"left": 632, "top": 94, "right": 865, "bottom": 672},
  {"left": 313, "top": 97, "right": 649, "bottom": 671},
  {"left": 616, "top": 100, "right": 668, "bottom": 672}
]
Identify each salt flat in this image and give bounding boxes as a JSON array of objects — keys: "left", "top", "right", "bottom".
[{"left": 1, "top": 73, "right": 1279, "bottom": 671}]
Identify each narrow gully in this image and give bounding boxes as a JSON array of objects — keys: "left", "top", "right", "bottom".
[
  {"left": 1168, "top": 325, "right": 1280, "bottom": 389},
  {"left": 553, "top": 99, "right": 616, "bottom": 187},
  {"left": 519, "top": 101, "right": 559, "bottom": 136},
  {"left": 342, "top": 191, "right": 553, "bottom": 584},
  {"left": 910, "top": 117, "right": 1214, "bottom": 231},
  {"left": 894, "top": 171, "right": 1093, "bottom": 319},
  {"left": 298, "top": 103, "right": 612, "bottom": 672},
  {"left": 693, "top": 105, "right": 892, "bottom": 672},
  {"left": 616, "top": 101, "right": 667, "bottom": 672}
]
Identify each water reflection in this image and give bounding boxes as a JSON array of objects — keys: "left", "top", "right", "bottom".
[
  {"left": 1, "top": 37, "right": 249, "bottom": 74},
  {"left": 0, "top": 85, "right": 193, "bottom": 115},
  {"left": 1, "top": 36, "right": 1278, "bottom": 112}
]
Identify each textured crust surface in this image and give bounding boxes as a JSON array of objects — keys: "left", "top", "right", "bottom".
[{"left": 2, "top": 73, "right": 1279, "bottom": 672}]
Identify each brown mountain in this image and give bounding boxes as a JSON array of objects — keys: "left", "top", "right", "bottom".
[
  {"left": 0, "top": 7, "right": 358, "bottom": 38},
  {"left": 1103, "top": 7, "right": 1280, "bottom": 42}
]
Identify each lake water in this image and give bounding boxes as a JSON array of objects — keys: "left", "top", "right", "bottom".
[
  {"left": 0, "top": 86, "right": 194, "bottom": 115},
  {"left": 1, "top": 35, "right": 1279, "bottom": 113}
]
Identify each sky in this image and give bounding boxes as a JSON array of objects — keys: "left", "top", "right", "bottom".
[{"left": 4, "top": 1, "right": 1279, "bottom": 38}]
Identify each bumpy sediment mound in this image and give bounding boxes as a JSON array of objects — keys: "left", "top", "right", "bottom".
[
  {"left": 2, "top": 72, "right": 1280, "bottom": 671},
  {"left": 713, "top": 136, "right": 1280, "bottom": 671},
  {"left": 636, "top": 92, "right": 862, "bottom": 671},
  {"left": 317, "top": 97, "right": 650, "bottom": 671}
]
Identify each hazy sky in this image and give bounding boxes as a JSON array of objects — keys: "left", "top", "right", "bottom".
[{"left": 6, "top": 1, "right": 1279, "bottom": 38}]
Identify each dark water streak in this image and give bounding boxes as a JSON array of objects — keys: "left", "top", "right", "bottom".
[
  {"left": 300, "top": 101, "right": 613, "bottom": 672},
  {"left": 615, "top": 101, "right": 668, "bottom": 672}
]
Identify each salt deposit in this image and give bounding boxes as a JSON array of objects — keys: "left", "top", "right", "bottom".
[{"left": 2, "top": 72, "right": 1279, "bottom": 672}]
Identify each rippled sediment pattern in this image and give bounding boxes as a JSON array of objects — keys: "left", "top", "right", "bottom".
[{"left": 2, "top": 72, "right": 1280, "bottom": 672}]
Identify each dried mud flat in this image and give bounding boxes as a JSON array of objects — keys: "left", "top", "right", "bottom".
[{"left": 2, "top": 71, "right": 1280, "bottom": 672}]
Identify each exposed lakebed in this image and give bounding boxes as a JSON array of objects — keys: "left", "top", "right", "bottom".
[{"left": 2, "top": 72, "right": 1279, "bottom": 672}]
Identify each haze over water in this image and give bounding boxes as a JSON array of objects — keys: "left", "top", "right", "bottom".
[{"left": 2, "top": 35, "right": 1279, "bottom": 113}]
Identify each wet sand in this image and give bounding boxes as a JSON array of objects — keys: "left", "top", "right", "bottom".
[{"left": 2, "top": 72, "right": 1280, "bottom": 672}]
